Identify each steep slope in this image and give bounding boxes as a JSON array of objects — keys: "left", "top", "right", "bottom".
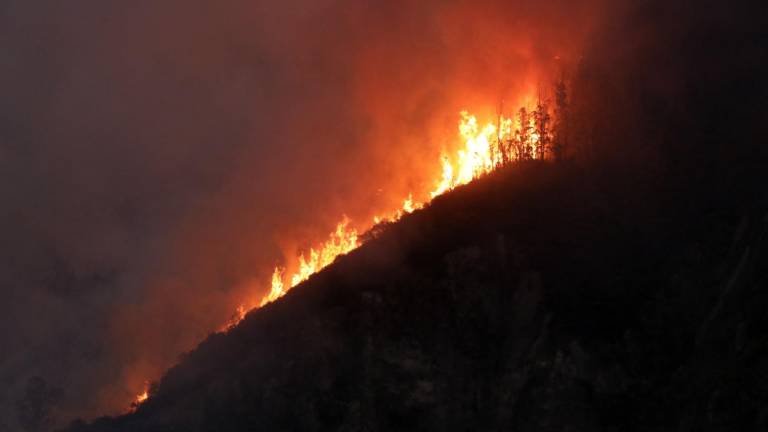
[{"left": 64, "top": 161, "right": 768, "bottom": 431}]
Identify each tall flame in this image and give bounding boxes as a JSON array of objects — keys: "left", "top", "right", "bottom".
[
  {"left": 135, "top": 389, "right": 148, "bottom": 405},
  {"left": 432, "top": 111, "right": 506, "bottom": 197},
  {"left": 259, "top": 218, "right": 359, "bottom": 307}
]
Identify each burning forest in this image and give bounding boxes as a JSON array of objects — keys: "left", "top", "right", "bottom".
[
  {"left": 223, "top": 85, "right": 571, "bottom": 335},
  {"left": 3, "top": 0, "right": 768, "bottom": 431}
]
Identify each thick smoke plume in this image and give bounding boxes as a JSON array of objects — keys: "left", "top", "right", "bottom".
[{"left": 0, "top": 0, "right": 604, "bottom": 429}]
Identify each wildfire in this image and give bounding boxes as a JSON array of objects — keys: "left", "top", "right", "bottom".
[
  {"left": 220, "top": 304, "right": 249, "bottom": 332},
  {"left": 129, "top": 98, "right": 558, "bottom": 411},
  {"left": 224, "top": 101, "right": 552, "bottom": 327},
  {"left": 259, "top": 218, "right": 359, "bottom": 307},
  {"left": 432, "top": 111, "right": 505, "bottom": 197},
  {"left": 129, "top": 382, "right": 150, "bottom": 412}
]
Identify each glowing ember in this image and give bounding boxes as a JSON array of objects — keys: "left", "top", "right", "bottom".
[{"left": 129, "top": 383, "right": 150, "bottom": 411}]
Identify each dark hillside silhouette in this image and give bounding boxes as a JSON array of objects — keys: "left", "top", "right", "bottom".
[
  {"left": 63, "top": 155, "right": 768, "bottom": 431},
  {"left": 63, "top": 0, "right": 768, "bottom": 430}
]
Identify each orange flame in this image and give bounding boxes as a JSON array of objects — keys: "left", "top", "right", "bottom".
[
  {"left": 226, "top": 104, "right": 547, "bottom": 325},
  {"left": 259, "top": 217, "right": 359, "bottom": 307},
  {"left": 129, "top": 382, "right": 150, "bottom": 412},
  {"left": 131, "top": 102, "right": 554, "bottom": 410},
  {"left": 432, "top": 111, "right": 507, "bottom": 197}
]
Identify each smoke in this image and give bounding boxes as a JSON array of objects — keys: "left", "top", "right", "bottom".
[{"left": 0, "top": 0, "right": 603, "bottom": 429}]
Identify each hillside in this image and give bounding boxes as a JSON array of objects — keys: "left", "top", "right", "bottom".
[{"left": 62, "top": 160, "right": 768, "bottom": 431}]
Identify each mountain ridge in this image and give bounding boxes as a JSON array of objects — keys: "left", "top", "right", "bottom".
[{"left": 64, "top": 160, "right": 768, "bottom": 431}]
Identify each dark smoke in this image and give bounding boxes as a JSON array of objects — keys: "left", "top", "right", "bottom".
[{"left": 0, "top": 0, "right": 603, "bottom": 430}]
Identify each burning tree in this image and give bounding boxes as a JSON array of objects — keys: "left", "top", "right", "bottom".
[
  {"left": 221, "top": 84, "right": 571, "bottom": 340},
  {"left": 515, "top": 107, "right": 532, "bottom": 160},
  {"left": 534, "top": 99, "right": 552, "bottom": 160}
]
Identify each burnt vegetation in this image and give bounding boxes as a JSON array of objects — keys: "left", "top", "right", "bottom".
[{"left": 63, "top": 1, "right": 768, "bottom": 431}]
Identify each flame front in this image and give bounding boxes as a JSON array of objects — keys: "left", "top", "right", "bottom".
[
  {"left": 255, "top": 218, "right": 359, "bottom": 308},
  {"left": 224, "top": 102, "right": 551, "bottom": 327},
  {"left": 129, "top": 99, "right": 558, "bottom": 410},
  {"left": 432, "top": 111, "right": 507, "bottom": 197},
  {"left": 289, "top": 218, "right": 359, "bottom": 288}
]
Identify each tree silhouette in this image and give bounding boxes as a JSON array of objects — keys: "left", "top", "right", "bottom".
[
  {"left": 553, "top": 77, "right": 569, "bottom": 161},
  {"left": 515, "top": 107, "right": 532, "bottom": 161},
  {"left": 534, "top": 99, "right": 551, "bottom": 160}
]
